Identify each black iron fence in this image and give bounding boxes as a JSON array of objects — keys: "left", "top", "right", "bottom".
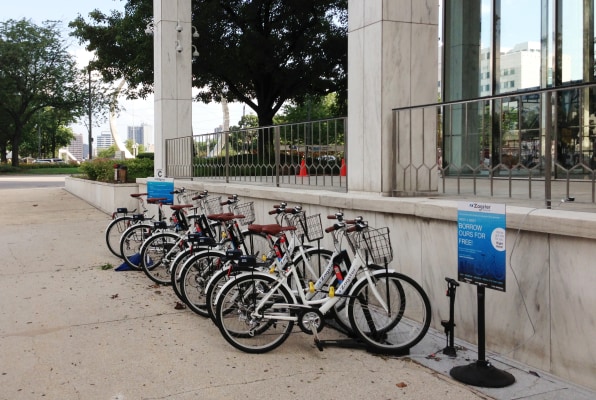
[
  {"left": 166, "top": 117, "right": 348, "bottom": 191},
  {"left": 393, "top": 82, "right": 596, "bottom": 207}
]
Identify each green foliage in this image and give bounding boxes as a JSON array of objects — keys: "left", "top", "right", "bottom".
[
  {"left": 0, "top": 162, "right": 81, "bottom": 175},
  {"left": 136, "top": 152, "right": 154, "bottom": 160},
  {"left": 97, "top": 144, "right": 118, "bottom": 158},
  {"left": 69, "top": 0, "right": 347, "bottom": 127},
  {"left": 275, "top": 93, "right": 344, "bottom": 124},
  {"left": 79, "top": 158, "right": 114, "bottom": 182},
  {"left": 124, "top": 158, "right": 153, "bottom": 180},
  {"left": 0, "top": 19, "right": 105, "bottom": 166},
  {"left": 79, "top": 157, "right": 153, "bottom": 182}
]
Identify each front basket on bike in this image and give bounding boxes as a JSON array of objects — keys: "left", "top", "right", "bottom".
[
  {"left": 232, "top": 202, "right": 256, "bottom": 226},
  {"left": 359, "top": 227, "right": 393, "bottom": 265},
  {"left": 203, "top": 196, "right": 223, "bottom": 215},
  {"left": 295, "top": 213, "right": 324, "bottom": 242}
]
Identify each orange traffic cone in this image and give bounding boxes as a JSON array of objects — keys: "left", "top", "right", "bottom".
[
  {"left": 340, "top": 159, "right": 347, "bottom": 176},
  {"left": 298, "top": 159, "right": 308, "bottom": 176}
]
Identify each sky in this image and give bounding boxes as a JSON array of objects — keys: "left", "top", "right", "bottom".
[{"left": 2, "top": 0, "right": 247, "bottom": 145}]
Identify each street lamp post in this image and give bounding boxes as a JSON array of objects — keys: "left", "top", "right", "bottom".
[{"left": 88, "top": 67, "right": 93, "bottom": 160}]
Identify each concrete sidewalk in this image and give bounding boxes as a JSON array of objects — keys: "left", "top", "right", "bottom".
[{"left": 0, "top": 184, "right": 593, "bottom": 399}]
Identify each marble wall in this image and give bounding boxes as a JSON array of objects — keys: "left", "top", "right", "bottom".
[
  {"left": 347, "top": 0, "right": 438, "bottom": 195},
  {"left": 132, "top": 179, "right": 596, "bottom": 391}
]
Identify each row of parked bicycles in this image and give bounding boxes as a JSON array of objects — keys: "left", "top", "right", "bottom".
[{"left": 104, "top": 189, "right": 431, "bottom": 354}]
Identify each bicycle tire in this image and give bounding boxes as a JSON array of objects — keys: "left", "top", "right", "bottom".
[
  {"left": 105, "top": 216, "right": 135, "bottom": 258},
  {"left": 119, "top": 223, "right": 153, "bottom": 271},
  {"left": 215, "top": 273, "right": 295, "bottom": 353},
  {"left": 170, "top": 248, "right": 194, "bottom": 303},
  {"left": 347, "top": 271, "right": 431, "bottom": 355},
  {"left": 139, "top": 231, "right": 182, "bottom": 285},
  {"left": 239, "top": 231, "right": 271, "bottom": 258},
  {"left": 205, "top": 265, "right": 266, "bottom": 324},
  {"left": 179, "top": 250, "right": 227, "bottom": 317}
]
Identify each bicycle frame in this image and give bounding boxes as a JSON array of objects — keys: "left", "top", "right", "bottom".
[{"left": 217, "top": 225, "right": 395, "bottom": 329}]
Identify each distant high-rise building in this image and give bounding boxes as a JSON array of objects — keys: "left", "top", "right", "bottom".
[
  {"left": 96, "top": 132, "right": 115, "bottom": 150},
  {"left": 68, "top": 134, "right": 84, "bottom": 161},
  {"left": 127, "top": 123, "right": 153, "bottom": 146}
]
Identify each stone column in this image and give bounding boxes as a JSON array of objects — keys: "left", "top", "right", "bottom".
[
  {"left": 348, "top": 0, "right": 438, "bottom": 195},
  {"left": 153, "top": 0, "right": 192, "bottom": 178}
]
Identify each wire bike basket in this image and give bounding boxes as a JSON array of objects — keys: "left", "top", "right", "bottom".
[
  {"left": 203, "top": 196, "right": 223, "bottom": 215},
  {"left": 295, "top": 213, "right": 324, "bottom": 242},
  {"left": 359, "top": 227, "right": 393, "bottom": 265},
  {"left": 232, "top": 202, "right": 256, "bottom": 226}
]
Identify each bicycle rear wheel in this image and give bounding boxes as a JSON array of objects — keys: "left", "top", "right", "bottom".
[
  {"left": 105, "top": 216, "right": 134, "bottom": 258},
  {"left": 347, "top": 272, "right": 431, "bottom": 355},
  {"left": 215, "top": 274, "right": 295, "bottom": 353},
  {"left": 119, "top": 223, "right": 153, "bottom": 271}
]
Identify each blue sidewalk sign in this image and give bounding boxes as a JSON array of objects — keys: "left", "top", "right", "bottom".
[
  {"left": 457, "top": 202, "right": 506, "bottom": 291},
  {"left": 147, "top": 177, "right": 174, "bottom": 205}
]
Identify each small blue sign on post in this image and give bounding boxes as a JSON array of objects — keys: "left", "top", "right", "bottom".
[
  {"left": 457, "top": 202, "right": 506, "bottom": 291},
  {"left": 147, "top": 177, "right": 174, "bottom": 205}
]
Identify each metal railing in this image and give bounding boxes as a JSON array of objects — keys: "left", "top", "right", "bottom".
[
  {"left": 166, "top": 117, "right": 347, "bottom": 191},
  {"left": 393, "top": 83, "right": 596, "bottom": 208}
]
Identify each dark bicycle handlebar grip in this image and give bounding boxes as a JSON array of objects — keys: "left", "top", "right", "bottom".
[
  {"left": 268, "top": 209, "right": 280, "bottom": 215},
  {"left": 445, "top": 277, "right": 460, "bottom": 286},
  {"left": 324, "top": 226, "right": 336, "bottom": 233},
  {"left": 327, "top": 215, "right": 338, "bottom": 219}
]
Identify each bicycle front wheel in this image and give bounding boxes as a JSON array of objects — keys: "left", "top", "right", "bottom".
[
  {"left": 140, "top": 232, "right": 182, "bottom": 285},
  {"left": 216, "top": 274, "right": 295, "bottom": 354},
  {"left": 347, "top": 272, "right": 431, "bottom": 355},
  {"left": 105, "top": 216, "right": 135, "bottom": 258},
  {"left": 170, "top": 248, "right": 193, "bottom": 303},
  {"left": 240, "top": 231, "right": 272, "bottom": 258},
  {"left": 180, "top": 250, "right": 226, "bottom": 317},
  {"left": 119, "top": 223, "right": 153, "bottom": 271}
]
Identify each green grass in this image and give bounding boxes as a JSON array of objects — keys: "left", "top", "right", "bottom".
[{"left": 0, "top": 165, "right": 82, "bottom": 175}]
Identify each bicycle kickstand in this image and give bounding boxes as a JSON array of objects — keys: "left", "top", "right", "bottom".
[{"left": 441, "top": 277, "right": 459, "bottom": 357}]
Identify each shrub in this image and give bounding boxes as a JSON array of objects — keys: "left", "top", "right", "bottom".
[
  {"left": 79, "top": 158, "right": 154, "bottom": 183},
  {"left": 136, "top": 152, "right": 154, "bottom": 160}
]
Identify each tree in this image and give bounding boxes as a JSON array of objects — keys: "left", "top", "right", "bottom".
[
  {"left": 125, "top": 138, "right": 145, "bottom": 155},
  {"left": 275, "top": 93, "right": 343, "bottom": 125},
  {"left": 0, "top": 19, "right": 110, "bottom": 166},
  {"left": 69, "top": 0, "right": 347, "bottom": 151}
]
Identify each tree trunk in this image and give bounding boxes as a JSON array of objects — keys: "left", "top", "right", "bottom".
[
  {"left": 11, "top": 131, "right": 21, "bottom": 167},
  {"left": 0, "top": 143, "right": 7, "bottom": 163},
  {"left": 256, "top": 109, "right": 276, "bottom": 159}
]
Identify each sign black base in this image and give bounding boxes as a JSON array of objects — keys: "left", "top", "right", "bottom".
[
  {"left": 450, "top": 285, "right": 515, "bottom": 388},
  {"left": 450, "top": 360, "right": 515, "bottom": 388}
]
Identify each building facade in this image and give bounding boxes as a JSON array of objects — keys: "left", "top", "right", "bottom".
[
  {"left": 95, "top": 132, "right": 115, "bottom": 151},
  {"left": 127, "top": 123, "right": 153, "bottom": 147},
  {"left": 67, "top": 134, "right": 84, "bottom": 161},
  {"left": 442, "top": 0, "right": 596, "bottom": 175}
]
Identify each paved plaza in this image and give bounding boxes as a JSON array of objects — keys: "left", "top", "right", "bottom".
[{"left": 0, "top": 176, "right": 594, "bottom": 399}]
